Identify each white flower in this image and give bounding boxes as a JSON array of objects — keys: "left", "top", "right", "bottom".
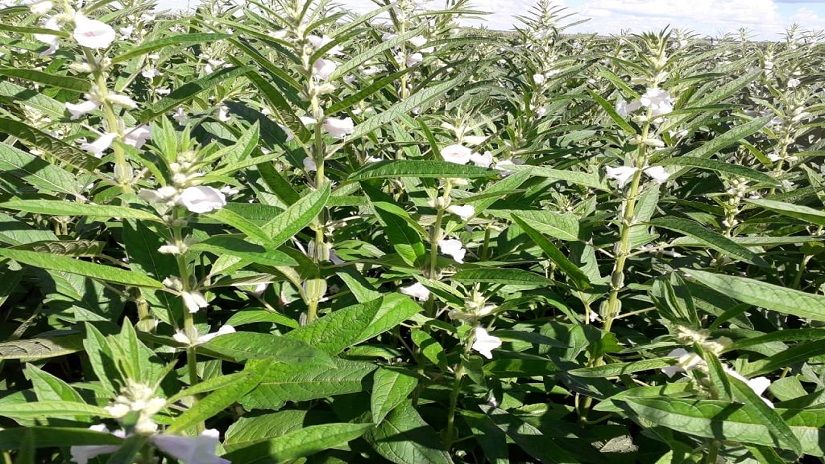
[
  {"left": 469, "top": 151, "right": 493, "bottom": 168},
  {"left": 70, "top": 425, "right": 123, "bottom": 464},
  {"left": 768, "top": 152, "right": 782, "bottom": 162},
  {"left": 616, "top": 98, "right": 641, "bottom": 118},
  {"left": 219, "top": 185, "right": 239, "bottom": 197},
  {"left": 303, "top": 157, "right": 317, "bottom": 172},
  {"left": 65, "top": 98, "right": 100, "bottom": 119},
  {"left": 644, "top": 166, "right": 670, "bottom": 184},
  {"left": 640, "top": 88, "right": 674, "bottom": 116},
  {"left": 181, "top": 291, "right": 208, "bottom": 313},
  {"left": 73, "top": 14, "right": 115, "bottom": 49},
  {"left": 300, "top": 115, "right": 317, "bottom": 126},
  {"left": 446, "top": 204, "right": 475, "bottom": 220},
  {"left": 177, "top": 186, "right": 226, "bottom": 214},
  {"left": 726, "top": 368, "right": 773, "bottom": 407},
  {"left": 787, "top": 78, "right": 801, "bottom": 89},
  {"left": 172, "top": 107, "right": 188, "bottom": 125},
  {"left": 141, "top": 68, "right": 159, "bottom": 79},
  {"left": 124, "top": 125, "right": 151, "bottom": 149},
  {"left": 532, "top": 73, "right": 545, "bottom": 85},
  {"left": 493, "top": 159, "right": 515, "bottom": 175},
  {"left": 173, "top": 325, "right": 235, "bottom": 346},
  {"left": 472, "top": 327, "right": 502, "bottom": 359},
  {"left": 308, "top": 34, "right": 342, "bottom": 56},
  {"left": 661, "top": 348, "right": 705, "bottom": 378},
  {"left": 313, "top": 59, "right": 337, "bottom": 80},
  {"left": 34, "top": 15, "right": 60, "bottom": 55},
  {"left": 365, "top": 155, "right": 382, "bottom": 163},
  {"left": 406, "top": 52, "right": 423, "bottom": 67},
  {"left": 251, "top": 283, "right": 268, "bottom": 296},
  {"left": 217, "top": 105, "right": 231, "bottom": 122},
  {"left": 139, "top": 186, "right": 178, "bottom": 204},
  {"left": 104, "top": 403, "right": 130, "bottom": 418},
  {"left": 158, "top": 243, "right": 181, "bottom": 255},
  {"left": 438, "top": 238, "right": 466, "bottom": 263},
  {"left": 409, "top": 35, "right": 428, "bottom": 47},
  {"left": 464, "top": 135, "right": 487, "bottom": 146},
  {"left": 441, "top": 144, "right": 473, "bottom": 165},
  {"left": 156, "top": 87, "right": 171, "bottom": 96},
  {"left": 80, "top": 132, "right": 116, "bottom": 158},
  {"left": 605, "top": 166, "right": 638, "bottom": 188},
  {"left": 30, "top": 1, "right": 52, "bottom": 14},
  {"left": 107, "top": 93, "right": 137, "bottom": 109},
  {"left": 151, "top": 429, "right": 230, "bottom": 464},
  {"left": 119, "top": 25, "right": 134, "bottom": 39},
  {"left": 400, "top": 282, "right": 430, "bottom": 301},
  {"left": 323, "top": 117, "right": 354, "bottom": 138}
]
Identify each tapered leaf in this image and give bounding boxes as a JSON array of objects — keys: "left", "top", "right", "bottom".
[
  {"left": 348, "top": 160, "right": 494, "bottom": 182},
  {"left": 650, "top": 217, "right": 768, "bottom": 266},
  {"left": 225, "top": 423, "right": 373, "bottom": 463},
  {"left": 371, "top": 368, "right": 419, "bottom": 424},
  {"left": 0, "top": 200, "right": 160, "bottom": 221},
  {"left": 113, "top": 33, "right": 230, "bottom": 63}
]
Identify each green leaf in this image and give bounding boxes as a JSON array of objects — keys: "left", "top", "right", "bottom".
[
  {"left": 168, "top": 360, "right": 270, "bottom": 433},
  {"left": 261, "top": 184, "right": 330, "bottom": 248},
  {"left": 348, "top": 75, "right": 465, "bottom": 139},
  {"left": 329, "top": 28, "right": 422, "bottom": 80},
  {"left": 509, "top": 210, "right": 579, "bottom": 241},
  {"left": 0, "top": 143, "right": 80, "bottom": 195},
  {"left": 728, "top": 374, "right": 801, "bottom": 454},
  {"left": 24, "top": 364, "right": 84, "bottom": 403},
  {"left": 242, "top": 358, "right": 376, "bottom": 408},
  {"left": 348, "top": 160, "right": 494, "bottom": 182},
  {"left": 0, "top": 334, "right": 83, "bottom": 361},
  {"left": 371, "top": 368, "right": 419, "bottom": 424},
  {"left": 746, "top": 199, "right": 825, "bottom": 226},
  {"left": 0, "top": 428, "right": 121, "bottom": 449},
  {"left": 686, "top": 269, "right": 825, "bottom": 322},
  {"left": 567, "top": 358, "right": 673, "bottom": 378},
  {"left": 113, "top": 33, "right": 230, "bottom": 63},
  {"left": 0, "top": 401, "right": 109, "bottom": 420},
  {"left": 511, "top": 165, "right": 608, "bottom": 191},
  {"left": 200, "top": 332, "right": 333, "bottom": 365},
  {"left": 0, "top": 68, "right": 89, "bottom": 92},
  {"left": 224, "top": 410, "right": 308, "bottom": 452},
  {"left": 0, "top": 200, "right": 160, "bottom": 221},
  {"left": 139, "top": 66, "right": 252, "bottom": 122},
  {"left": 225, "top": 309, "right": 298, "bottom": 329},
  {"left": 452, "top": 268, "right": 552, "bottom": 286},
  {"left": 650, "top": 217, "right": 768, "bottom": 266},
  {"left": 512, "top": 215, "right": 590, "bottom": 289},
  {"left": 671, "top": 116, "right": 770, "bottom": 179},
  {"left": 370, "top": 201, "right": 426, "bottom": 266},
  {"left": 742, "top": 341, "right": 825, "bottom": 377},
  {"left": 225, "top": 423, "right": 373, "bottom": 463},
  {"left": 287, "top": 294, "right": 421, "bottom": 355},
  {"left": 366, "top": 401, "right": 452, "bottom": 464},
  {"left": 588, "top": 90, "right": 637, "bottom": 135},
  {"left": 0, "top": 117, "right": 99, "bottom": 171},
  {"left": 0, "top": 248, "right": 164, "bottom": 288},
  {"left": 189, "top": 235, "right": 298, "bottom": 267},
  {"left": 659, "top": 157, "right": 778, "bottom": 185}
]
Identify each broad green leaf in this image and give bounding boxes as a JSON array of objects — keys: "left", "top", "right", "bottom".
[
  {"left": 348, "top": 160, "right": 494, "bottom": 182},
  {"left": 262, "top": 184, "right": 330, "bottom": 248},
  {"left": 370, "top": 201, "right": 426, "bottom": 266},
  {"left": 366, "top": 401, "right": 452, "bottom": 464},
  {"left": 225, "top": 309, "right": 299, "bottom": 329},
  {"left": 225, "top": 423, "right": 373, "bottom": 463},
  {"left": 510, "top": 165, "right": 608, "bottom": 191},
  {"left": 371, "top": 368, "right": 419, "bottom": 424},
  {"left": 510, "top": 210, "right": 579, "bottom": 242},
  {"left": 513, "top": 215, "right": 590, "bottom": 289},
  {"left": 0, "top": 200, "right": 160, "bottom": 221},
  {"left": 0, "top": 401, "right": 108, "bottom": 420},
  {"left": 650, "top": 217, "right": 767, "bottom": 266},
  {"left": 224, "top": 410, "right": 309, "bottom": 452},
  {"left": 0, "top": 68, "right": 89, "bottom": 92},
  {"left": 139, "top": 66, "right": 252, "bottom": 121},
  {"left": 287, "top": 294, "right": 421, "bottom": 355},
  {"left": 200, "top": 332, "right": 333, "bottom": 365},
  {"left": 0, "top": 248, "right": 164, "bottom": 288},
  {"left": 24, "top": 365, "right": 84, "bottom": 403},
  {"left": 189, "top": 236, "right": 298, "bottom": 267},
  {"left": 452, "top": 268, "right": 552, "bottom": 286},
  {"left": 746, "top": 199, "right": 825, "bottom": 226},
  {"left": 242, "top": 358, "right": 376, "bottom": 408},
  {"left": 687, "top": 269, "right": 825, "bottom": 322},
  {"left": 728, "top": 375, "right": 801, "bottom": 454},
  {"left": 0, "top": 428, "right": 121, "bottom": 449},
  {"left": 659, "top": 157, "right": 778, "bottom": 185},
  {"left": 567, "top": 358, "right": 674, "bottom": 378},
  {"left": 0, "top": 334, "right": 83, "bottom": 361},
  {"left": 0, "top": 118, "right": 99, "bottom": 171},
  {"left": 742, "top": 341, "right": 825, "bottom": 377}
]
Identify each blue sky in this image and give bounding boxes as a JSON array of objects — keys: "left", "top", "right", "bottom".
[{"left": 162, "top": 0, "right": 825, "bottom": 40}]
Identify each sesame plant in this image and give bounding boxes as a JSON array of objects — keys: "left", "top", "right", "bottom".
[{"left": 0, "top": 0, "right": 824, "bottom": 462}]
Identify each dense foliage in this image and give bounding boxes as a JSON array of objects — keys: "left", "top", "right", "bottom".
[{"left": 1, "top": 0, "right": 824, "bottom": 462}]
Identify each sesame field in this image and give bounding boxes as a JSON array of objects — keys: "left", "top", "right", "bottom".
[{"left": 0, "top": 0, "right": 824, "bottom": 463}]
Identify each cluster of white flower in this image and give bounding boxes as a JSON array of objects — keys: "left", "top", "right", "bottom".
[
  {"left": 173, "top": 324, "right": 236, "bottom": 346},
  {"left": 616, "top": 87, "right": 674, "bottom": 119},
  {"left": 163, "top": 276, "right": 209, "bottom": 314},
  {"left": 103, "top": 381, "right": 166, "bottom": 434},
  {"left": 441, "top": 144, "right": 493, "bottom": 168},
  {"left": 605, "top": 165, "right": 670, "bottom": 188}
]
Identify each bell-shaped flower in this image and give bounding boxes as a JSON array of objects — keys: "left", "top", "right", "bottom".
[
  {"left": 217, "top": 105, "right": 231, "bottom": 122},
  {"left": 181, "top": 290, "right": 208, "bottom": 313},
  {"left": 409, "top": 35, "right": 428, "bottom": 48},
  {"left": 446, "top": 204, "right": 475, "bottom": 220},
  {"left": 81, "top": 132, "right": 116, "bottom": 158},
  {"left": 303, "top": 157, "right": 317, "bottom": 172},
  {"left": 70, "top": 425, "right": 124, "bottom": 464},
  {"left": 313, "top": 59, "right": 337, "bottom": 80},
  {"left": 661, "top": 348, "right": 705, "bottom": 378},
  {"left": 139, "top": 186, "right": 178, "bottom": 204},
  {"left": 605, "top": 166, "right": 637, "bottom": 188},
  {"left": 151, "top": 429, "right": 229, "bottom": 464},
  {"left": 441, "top": 144, "right": 472, "bottom": 165},
  {"left": 119, "top": 25, "right": 134, "bottom": 39},
  {"left": 640, "top": 88, "right": 674, "bottom": 116},
  {"left": 107, "top": 93, "right": 137, "bottom": 109},
  {"left": 177, "top": 186, "right": 226, "bottom": 214},
  {"left": 644, "top": 166, "right": 670, "bottom": 184},
  {"left": 173, "top": 325, "right": 235, "bottom": 346},
  {"left": 172, "top": 107, "right": 188, "bottom": 125},
  {"left": 141, "top": 68, "right": 159, "bottom": 79},
  {"left": 406, "top": 52, "right": 423, "bottom": 67},
  {"left": 532, "top": 73, "right": 545, "bottom": 85},
  {"left": 438, "top": 238, "right": 466, "bottom": 263},
  {"left": 400, "top": 282, "right": 430, "bottom": 301},
  {"left": 65, "top": 98, "right": 100, "bottom": 119},
  {"left": 124, "top": 125, "right": 151, "bottom": 149},
  {"left": 323, "top": 117, "right": 354, "bottom": 138},
  {"left": 308, "top": 34, "right": 342, "bottom": 56},
  {"left": 615, "top": 98, "right": 641, "bottom": 118},
  {"left": 464, "top": 135, "right": 487, "bottom": 146},
  {"left": 300, "top": 115, "right": 317, "bottom": 126},
  {"left": 472, "top": 327, "right": 502, "bottom": 359},
  {"left": 725, "top": 367, "right": 773, "bottom": 407},
  {"left": 30, "top": 1, "right": 53, "bottom": 15},
  {"left": 34, "top": 15, "right": 60, "bottom": 55},
  {"left": 787, "top": 78, "right": 801, "bottom": 89},
  {"left": 469, "top": 151, "right": 493, "bottom": 168},
  {"left": 73, "top": 14, "right": 115, "bottom": 49}
]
